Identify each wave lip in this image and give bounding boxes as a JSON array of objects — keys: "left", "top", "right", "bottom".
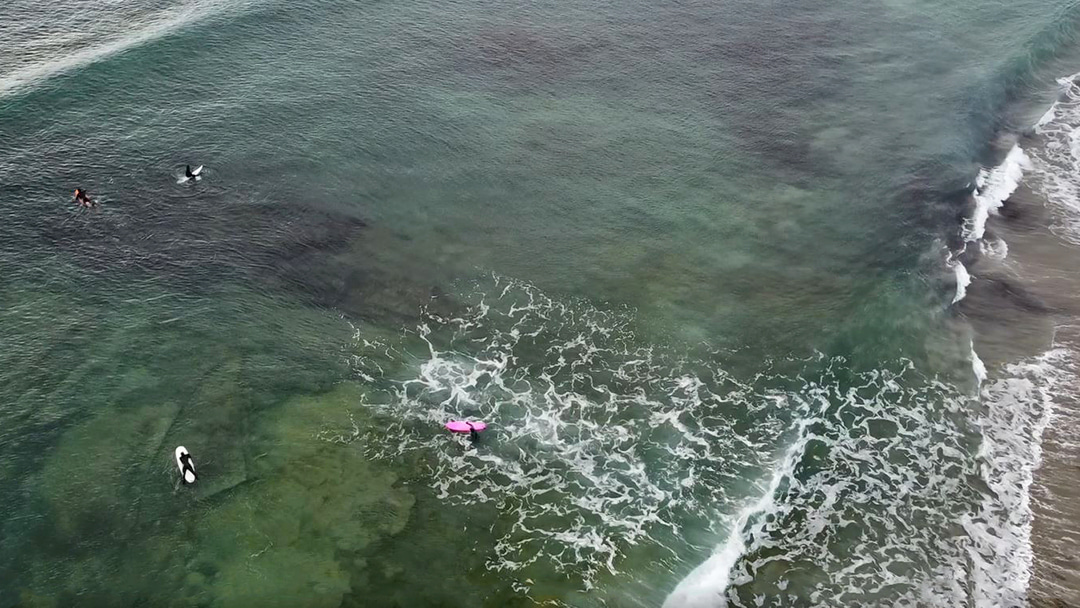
[
  {"left": 970, "top": 339, "right": 987, "bottom": 385},
  {"left": 963, "top": 145, "right": 1032, "bottom": 243},
  {"left": 952, "top": 259, "right": 972, "bottom": 304}
]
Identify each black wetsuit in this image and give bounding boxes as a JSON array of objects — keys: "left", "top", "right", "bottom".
[
  {"left": 179, "top": 453, "right": 196, "bottom": 483},
  {"left": 185, "top": 165, "right": 194, "bottom": 179}
]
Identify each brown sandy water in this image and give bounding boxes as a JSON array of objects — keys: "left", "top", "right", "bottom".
[{"left": 961, "top": 140, "right": 1080, "bottom": 606}]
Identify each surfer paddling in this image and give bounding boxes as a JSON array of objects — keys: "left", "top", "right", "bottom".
[
  {"left": 445, "top": 420, "right": 486, "bottom": 444},
  {"left": 72, "top": 188, "right": 96, "bottom": 208}
]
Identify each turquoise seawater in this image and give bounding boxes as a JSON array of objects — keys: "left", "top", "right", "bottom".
[{"left": 2, "top": 0, "right": 1080, "bottom": 606}]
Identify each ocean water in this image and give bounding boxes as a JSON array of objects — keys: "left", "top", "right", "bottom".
[{"left": 2, "top": 0, "right": 1080, "bottom": 606}]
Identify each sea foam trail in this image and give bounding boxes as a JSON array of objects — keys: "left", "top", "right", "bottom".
[{"left": 0, "top": 0, "right": 257, "bottom": 98}]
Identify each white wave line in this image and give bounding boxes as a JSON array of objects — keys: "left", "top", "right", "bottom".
[
  {"left": 0, "top": 0, "right": 258, "bottom": 98},
  {"left": 661, "top": 432, "right": 808, "bottom": 608}
]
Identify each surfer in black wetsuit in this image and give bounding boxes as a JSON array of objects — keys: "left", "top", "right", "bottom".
[
  {"left": 178, "top": 452, "right": 197, "bottom": 484},
  {"left": 73, "top": 188, "right": 95, "bottom": 208},
  {"left": 185, "top": 165, "right": 195, "bottom": 181},
  {"left": 467, "top": 422, "right": 480, "bottom": 444}
]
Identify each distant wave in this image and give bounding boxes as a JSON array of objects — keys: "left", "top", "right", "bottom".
[
  {"left": 963, "top": 1, "right": 1080, "bottom": 146},
  {"left": 0, "top": 0, "right": 258, "bottom": 99}
]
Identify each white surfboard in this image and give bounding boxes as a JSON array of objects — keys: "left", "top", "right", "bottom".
[
  {"left": 177, "top": 166, "right": 204, "bottom": 183},
  {"left": 175, "top": 446, "right": 196, "bottom": 484}
]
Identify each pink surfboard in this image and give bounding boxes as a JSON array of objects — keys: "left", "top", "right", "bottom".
[{"left": 445, "top": 420, "right": 486, "bottom": 433}]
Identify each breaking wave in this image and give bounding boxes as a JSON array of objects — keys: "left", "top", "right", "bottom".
[{"left": 963, "top": 145, "right": 1032, "bottom": 244}]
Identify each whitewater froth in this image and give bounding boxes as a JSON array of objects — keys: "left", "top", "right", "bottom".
[
  {"left": 341, "top": 276, "right": 796, "bottom": 594},
  {"left": 327, "top": 277, "right": 1048, "bottom": 607},
  {"left": 1027, "top": 72, "right": 1080, "bottom": 244}
]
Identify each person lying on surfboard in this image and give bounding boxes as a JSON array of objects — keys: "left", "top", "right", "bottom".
[
  {"left": 445, "top": 420, "right": 485, "bottom": 444},
  {"left": 72, "top": 188, "right": 95, "bottom": 208}
]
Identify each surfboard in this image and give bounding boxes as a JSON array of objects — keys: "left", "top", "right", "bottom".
[
  {"left": 174, "top": 446, "right": 196, "bottom": 484},
  {"left": 445, "top": 421, "right": 486, "bottom": 433},
  {"left": 177, "top": 166, "right": 204, "bottom": 183}
]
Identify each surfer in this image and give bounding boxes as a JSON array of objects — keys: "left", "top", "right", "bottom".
[
  {"left": 445, "top": 420, "right": 486, "bottom": 440},
  {"left": 179, "top": 453, "right": 196, "bottom": 482},
  {"left": 175, "top": 446, "right": 197, "bottom": 485},
  {"left": 185, "top": 165, "right": 195, "bottom": 181},
  {"left": 184, "top": 164, "right": 203, "bottom": 182},
  {"left": 72, "top": 188, "right": 95, "bottom": 208}
]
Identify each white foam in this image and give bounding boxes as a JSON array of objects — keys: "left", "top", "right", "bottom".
[
  {"left": 1036, "top": 106, "right": 1056, "bottom": 128},
  {"left": 979, "top": 237, "right": 1008, "bottom": 260},
  {"left": 716, "top": 362, "right": 987, "bottom": 605},
  {"left": 964, "top": 349, "right": 1075, "bottom": 607},
  {"left": 950, "top": 143, "right": 1030, "bottom": 310},
  {"left": 1026, "top": 72, "right": 1080, "bottom": 244},
  {"left": 946, "top": 82, "right": 1080, "bottom": 606}
]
